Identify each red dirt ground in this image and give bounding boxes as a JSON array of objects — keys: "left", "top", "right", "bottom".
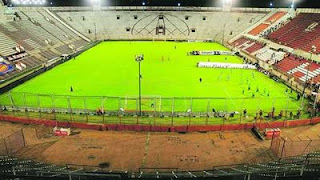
[{"left": 1, "top": 122, "right": 320, "bottom": 172}]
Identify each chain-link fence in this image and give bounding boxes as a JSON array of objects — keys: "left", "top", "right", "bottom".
[
  {"left": 271, "top": 136, "right": 320, "bottom": 158},
  {"left": 0, "top": 92, "right": 305, "bottom": 125},
  {"left": 0, "top": 129, "right": 26, "bottom": 156}
]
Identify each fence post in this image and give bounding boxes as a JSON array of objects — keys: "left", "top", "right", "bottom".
[
  {"left": 9, "top": 92, "right": 15, "bottom": 114},
  {"left": 51, "top": 95, "right": 56, "bottom": 120},
  {"left": 286, "top": 94, "right": 289, "bottom": 118},
  {"left": 119, "top": 97, "right": 122, "bottom": 125},
  {"left": 67, "top": 96, "right": 73, "bottom": 122},
  {"left": 22, "top": 93, "right": 27, "bottom": 109},
  {"left": 23, "top": 93, "right": 29, "bottom": 119},
  {"left": 171, "top": 97, "right": 174, "bottom": 126},
  {"left": 83, "top": 97, "right": 88, "bottom": 123},
  {"left": 101, "top": 97, "right": 105, "bottom": 124},
  {"left": 136, "top": 97, "right": 139, "bottom": 124},
  {"left": 21, "top": 129, "right": 27, "bottom": 147},
  {"left": 225, "top": 98, "right": 228, "bottom": 113},
  {"left": 206, "top": 100, "right": 210, "bottom": 125},
  {"left": 159, "top": 96, "right": 162, "bottom": 115},
  {"left": 240, "top": 98, "right": 245, "bottom": 124},
  {"left": 189, "top": 97, "right": 193, "bottom": 126},
  {"left": 153, "top": 97, "right": 156, "bottom": 125},
  {"left": 280, "top": 138, "right": 286, "bottom": 158},
  {"left": 37, "top": 94, "right": 42, "bottom": 119}
]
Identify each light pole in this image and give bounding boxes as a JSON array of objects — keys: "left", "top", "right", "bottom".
[
  {"left": 313, "top": 86, "right": 320, "bottom": 112},
  {"left": 301, "top": 45, "right": 316, "bottom": 110},
  {"left": 135, "top": 54, "right": 144, "bottom": 117},
  {"left": 291, "top": 0, "right": 295, "bottom": 8}
]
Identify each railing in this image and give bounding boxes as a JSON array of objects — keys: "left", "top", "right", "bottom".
[{"left": 0, "top": 91, "right": 307, "bottom": 126}]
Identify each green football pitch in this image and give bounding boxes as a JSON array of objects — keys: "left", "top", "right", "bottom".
[{"left": 0, "top": 41, "right": 302, "bottom": 115}]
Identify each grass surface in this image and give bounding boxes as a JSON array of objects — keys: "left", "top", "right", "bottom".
[{"left": 0, "top": 41, "right": 302, "bottom": 115}]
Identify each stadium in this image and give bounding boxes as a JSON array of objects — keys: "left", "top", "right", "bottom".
[{"left": 1, "top": 0, "right": 320, "bottom": 179}]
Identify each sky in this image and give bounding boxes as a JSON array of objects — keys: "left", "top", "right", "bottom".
[{"left": 5, "top": 0, "right": 320, "bottom": 8}]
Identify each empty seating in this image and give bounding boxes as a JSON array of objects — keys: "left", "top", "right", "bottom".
[
  {"left": 0, "top": 23, "right": 45, "bottom": 51},
  {"left": 275, "top": 55, "right": 306, "bottom": 72},
  {"left": 0, "top": 32, "right": 17, "bottom": 56},
  {"left": 268, "top": 13, "right": 320, "bottom": 53},
  {"left": 231, "top": 37, "right": 265, "bottom": 54},
  {"left": 274, "top": 54, "right": 320, "bottom": 82},
  {"left": 56, "top": 10, "right": 267, "bottom": 41},
  {"left": 255, "top": 47, "right": 285, "bottom": 64},
  {"left": 248, "top": 23, "right": 269, "bottom": 36},
  {"left": 245, "top": 42, "right": 265, "bottom": 53},
  {"left": 265, "top": 11, "right": 286, "bottom": 24},
  {"left": 39, "top": 50, "right": 58, "bottom": 60},
  {"left": 55, "top": 44, "right": 73, "bottom": 54},
  {"left": 248, "top": 11, "right": 286, "bottom": 36}
]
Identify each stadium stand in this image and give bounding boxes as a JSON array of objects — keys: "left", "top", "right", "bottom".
[
  {"left": 55, "top": 10, "right": 266, "bottom": 41},
  {"left": 268, "top": 13, "right": 320, "bottom": 53},
  {"left": 0, "top": 32, "right": 18, "bottom": 56},
  {"left": 0, "top": 8, "right": 93, "bottom": 81},
  {"left": 274, "top": 54, "right": 320, "bottom": 82},
  {"left": 248, "top": 23, "right": 269, "bottom": 36},
  {"left": 0, "top": 22, "right": 45, "bottom": 51},
  {"left": 248, "top": 11, "right": 286, "bottom": 36},
  {"left": 232, "top": 36, "right": 265, "bottom": 54},
  {"left": 2, "top": 150, "right": 320, "bottom": 179},
  {"left": 265, "top": 11, "right": 286, "bottom": 23},
  {"left": 39, "top": 50, "right": 59, "bottom": 60},
  {"left": 255, "top": 47, "right": 286, "bottom": 64},
  {"left": 274, "top": 54, "right": 306, "bottom": 72}
]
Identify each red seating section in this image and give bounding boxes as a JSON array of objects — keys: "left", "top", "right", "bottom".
[
  {"left": 292, "top": 71, "right": 304, "bottom": 78},
  {"left": 312, "top": 75, "right": 320, "bottom": 83},
  {"left": 274, "top": 54, "right": 320, "bottom": 83},
  {"left": 231, "top": 37, "right": 265, "bottom": 54},
  {"left": 248, "top": 24, "right": 269, "bottom": 36},
  {"left": 245, "top": 42, "right": 265, "bottom": 53},
  {"left": 305, "top": 63, "right": 320, "bottom": 71},
  {"left": 268, "top": 13, "right": 320, "bottom": 53},
  {"left": 231, "top": 37, "right": 248, "bottom": 46},
  {"left": 248, "top": 11, "right": 286, "bottom": 36},
  {"left": 274, "top": 55, "right": 305, "bottom": 72},
  {"left": 265, "top": 11, "right": 286, "bottom": 23}
]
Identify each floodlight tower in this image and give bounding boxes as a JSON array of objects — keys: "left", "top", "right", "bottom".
[
  {"left": 135, "top": 54, "right": 144, "bottom": 117},
  {"left": 291, "top": 0, "right": 295, "bottom": 8},
  {"left": 301, "top": 45, "right": 317, "bottom": 111},
  {"left": 223, "top": 0, "right": 232, "bottom": 11},
  {"left": 91, "top": 0, "right": 101, "bottom": 11}
]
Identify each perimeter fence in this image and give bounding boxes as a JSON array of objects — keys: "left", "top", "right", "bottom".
[{"left": 0, "top": 92, "right": 307, "bottom": 126}]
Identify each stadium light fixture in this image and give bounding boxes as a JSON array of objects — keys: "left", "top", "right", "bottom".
[
  {"left": 142, "top": 2, "right": 145, "bottom": 6},
  {"left": 178, "top": 3, "right": 181, "bottom": 6},
  {"left": 269, "top": 2, "right": 273, "bottom": 7}
]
